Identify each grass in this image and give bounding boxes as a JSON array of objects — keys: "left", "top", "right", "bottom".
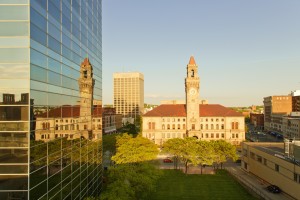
[{"left": 149, "top": 169, "right": 257, "bottom": 200}]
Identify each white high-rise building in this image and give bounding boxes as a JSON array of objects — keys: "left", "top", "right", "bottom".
[{"left": 113, "top": 72, "right": 144, "bottom": 121}]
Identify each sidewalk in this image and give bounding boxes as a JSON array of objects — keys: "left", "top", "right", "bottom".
[{"left": 226, "top": 165, "right": 296, "bottom": 200}]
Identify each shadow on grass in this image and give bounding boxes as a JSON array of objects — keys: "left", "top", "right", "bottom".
[{"left": 149, "top": 169, "right": 258, "bottom": 200}]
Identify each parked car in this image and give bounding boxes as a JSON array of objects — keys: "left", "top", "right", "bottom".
[
  {"left": 163, "top": 158, "right": 173, "bottom": 163},
  {"left": 267, "top": 185, "right": 281, "bottom": 193}
]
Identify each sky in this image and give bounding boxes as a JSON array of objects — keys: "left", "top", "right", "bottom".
[{"left": 102, "top": 0, "right": 300, "bottom": 107}]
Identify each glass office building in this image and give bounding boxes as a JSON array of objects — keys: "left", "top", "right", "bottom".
[{"left": 0, "top": 0, "right": 102, "bottom": 199}]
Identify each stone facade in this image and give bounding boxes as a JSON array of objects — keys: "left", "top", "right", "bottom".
[{"left": 142, "top": 57, "right": 245, "bottom": 145}]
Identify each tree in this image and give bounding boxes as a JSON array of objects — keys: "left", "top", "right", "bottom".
[
  {"left": 112, "top": 134, "right": 159, "bottom": 164},
  {"left": 162, "top": 138, "right": 185, "bottom": 169},
  {"left": 212, "top": 140, "right": 237, "bottom": 169},
  {"left": 100, "top": 163, "right": 161, "bottom": 200},
  {"left": 195, "top": 140, "right": 215, "bottom": 174}
]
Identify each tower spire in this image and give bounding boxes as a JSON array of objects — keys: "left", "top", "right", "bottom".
[{"left": 189, "top": 56, "right": 196, "bottom": 65}]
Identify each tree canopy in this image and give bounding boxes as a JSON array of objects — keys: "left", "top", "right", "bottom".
[
  {"left": 163, "top": 138, "right": 237, "bottom": 173},
  {"left": 111, "top": 134, "right": 159, "bottom": 164}
]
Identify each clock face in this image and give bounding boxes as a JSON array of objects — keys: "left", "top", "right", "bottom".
[{"left": 189, "top": 88, "right": 196, "bottom": 95}]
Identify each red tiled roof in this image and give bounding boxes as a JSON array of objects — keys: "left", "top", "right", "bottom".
[
  {"left": 200, "top": 104, "right": 243, "bottom": 117},
  {"left": 143, "top": 104, "right": 243, "bottom": 117},
  {"left": 143, "top": 104, "right": 186, "bottom": 117},
  {"left": 37, "top": 105, "right": 102, "bottom": 118}
]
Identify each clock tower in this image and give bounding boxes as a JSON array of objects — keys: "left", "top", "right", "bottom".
[{"left": 185, "top": 56, "right": 200, "bottom": 136}]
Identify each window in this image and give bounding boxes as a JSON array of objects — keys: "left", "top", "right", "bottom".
[
  {"left": 216, "top": 118, "right": 219, "bottom": 122},
  {"left": 211, "top": 133, "right": 214, "bottom": 138},
  {"left": 232, "top": 133, "right": 235, "bottom": 138},
  {"left": 256, "top": 155, "right": 262, "bottom": 163},
  {"left": 235, "top": 122, "right": 239, "bottom": 129},
  {"left": 183, "top": 118, "right": 185, "bottom": 122},
  {"left": 205, "top": 124, "right": 208, "bottom": 130},
  {"left": 55, "top": 125, "right": 58, "bottom": 130},
  {"left": 167, "top": 133, "right": 170, "bottom": 138},
  {"left": 216, "top": 124, "right": 219, "bottom": 130},
  {"left": 177, "top": 124, "right": 180, "bottom": 129},
  {"left": 221, "top": 133, "right": 224, "bottom": 138},
  {"left": 84, "top": 125, "right": 87, "bottom": 130},
  {"left": 152, "top": 122, "right": 155, "bottom": 130},
  {"left": 206, "top": 118, "right": 208, "bottom": 122},
  {"left": 162, "top": 133, "right": 165, "bottom": 138},
  {"left": 192, "top": 124, "right": 195, "bottom": 130},
  {"left": 211, "top": 124, "right": 214, "bottom": 130},
  {"left": 183, "top": 124, "right": 186, "bottom": 130},
  {"left": 162, "top": 124, "right": 165, "bottom": 130},
  {"left": 275, "top": 164, "right": 279, "bottom": 172},
  {"left": 221, "top": 124, "right": 224, "bottom": 129},
  {"left": 178, "top": 118, "right": 180, "bottom": 122},
  {"left": 206, "top": 133, "right": 209, "bottom": 138},
  {"left": 216, "top": 133, "right": 219, "bottom": 138},
  {"left": 236, "top": 134, "right": 238, "bottom": 138},
  {"left": 148, "top": 122, "right": 151, "bottom": 130},
  {"left": 172, "top": 124, "right": 175, "bottom": 130},
  {"left": 200, "top": 124, "right": 203, "bottom": 130},
  {"left": 167, "top": 124, "right": 170, "bottom": 130},
  {"left": 211, "top": 118, "right": 213, "bottom": 122}
]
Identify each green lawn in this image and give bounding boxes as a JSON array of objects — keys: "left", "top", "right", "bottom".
[{"left": 149, "top": 169, "right": 257, "bottom": 200}]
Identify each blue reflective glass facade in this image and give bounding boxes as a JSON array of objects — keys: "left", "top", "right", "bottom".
[{"left": 0, "top": 0, "right": 102, "bottom": 199}]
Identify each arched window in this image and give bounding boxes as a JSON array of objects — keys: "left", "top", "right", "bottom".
[
  {"left": 211, "top": 124, "right": 214, "bottom": 130},
  {"left": 216, "top": 124, "right": 219, "bottom": 130},
  {"left": 235, "top": 122, "right": 239, "bottom": 129},
  {"left": 167, "top": 124, "right": 170, "bottom": 130},
  {"left": 177, "top": 124, "right": 180, "bottom": 129},
  {"left": 162, "top": 124, "right": 165, "bottom": 130}
]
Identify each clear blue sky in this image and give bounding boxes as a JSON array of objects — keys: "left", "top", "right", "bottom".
[{"left": 102, "top": 0, "right": 300, "bottom": 107}]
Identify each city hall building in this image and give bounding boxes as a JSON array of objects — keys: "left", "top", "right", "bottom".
[
  {"left": 0, "top": 1, "right": 102, "bottom": 199},
  {"left": 143, "top": 56, "right": 245, "bottom": 145}
]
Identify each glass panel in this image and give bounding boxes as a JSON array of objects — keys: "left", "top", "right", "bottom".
[
  {"left": 30, "top": 7, "right": 47, "bottom": 31},
  {"left": 0, "top": 90, "right": 29, "bottom": 104},
  {"left": 48, "top": 57, "right": 61, "bottom": 73},
  {"left": 0, "top": 64, "right": 29, "bottom": 79},
  {"left": 0, "top": 48, "right": 29, "bottom": 63},
  {"left": 0, "top": 132, "right": 28, "bottom": 147},
  {"left": 0, "top": 148, "right": 28, "bottom": 164},
  {"left": 30, "top": 90, "right": 47, "bottom": 106},
  {"left": 0, "top": 165, "right": 27, "bottom": 174},
  {"left": 0, "top": 0, "right": 28, "bottom": 3},
  {"left": 30, "top": 80, "right": 48, "bottom": 92},
  {"left": 30, "top": 49, "right": 47, "bottom": 69},
  {"left": 0, "top": 106, "right": 29, "bottom": 121},
  {"left": 0, "top": 122, "right": 28, "bottom": 131},
  {"left": 0, "top": 6, "right": 28, "bottom": 20},
  {"left": 30, "top": 65, "right": 47, "bottom": 83},
  {"left": 48, "top": 71, "right": 61, "bottom": 86},
  {"left": 0, "top": 38, "right": 29, "bottom": 48},
  {"left": 0, "top": 175, "right": 28, "bottom": 191},
  {"left": 30, "top": 24, "right": 47, "bottom": 46},
  {"left": 0, "top": 22, "right": 29, "bottom": 37},
  {"left": 0, "top": 79, "right": 29, "bottom": 89}
]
